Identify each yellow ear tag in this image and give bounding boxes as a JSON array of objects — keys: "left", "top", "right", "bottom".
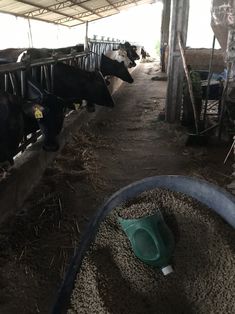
[
  {"left": 74, "top": 103, "right": 81, "bottom": 111},
  {"left": 34, "top": 107, "right": 43, "bottom": 119}
]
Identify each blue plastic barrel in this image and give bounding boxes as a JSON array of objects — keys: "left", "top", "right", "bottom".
[{"left": 52, "top": 175, "right": 235, "bottom": 314}]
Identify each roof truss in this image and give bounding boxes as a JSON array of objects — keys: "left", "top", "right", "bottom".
[{"left": 0, "top": 0, "right": 154, "bottom": 27}]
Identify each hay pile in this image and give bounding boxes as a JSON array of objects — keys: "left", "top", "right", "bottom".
[{"left": 68, "top": 189, "right": 235, "bottom": 314}]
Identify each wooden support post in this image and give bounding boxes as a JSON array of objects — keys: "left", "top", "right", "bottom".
[
  {"left": 160, "top": 0, "right": 171, "bottom": 72},
  {"left": 165, "top": 0, "right": 190, "bottom": 123}
]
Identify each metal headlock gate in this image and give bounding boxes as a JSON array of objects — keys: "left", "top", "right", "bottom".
[
  {"left": 0, "top": 39, "right": 121, "bottom": 157},
  {"left": 87, "top": 39, "right": 120, "bottom": 70}
]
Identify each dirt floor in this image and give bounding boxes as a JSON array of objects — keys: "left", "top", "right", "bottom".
[{"left": 0, "top": 61, "right": 234, "bottom": 314}]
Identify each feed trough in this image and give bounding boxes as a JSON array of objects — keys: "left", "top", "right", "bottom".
[{"left": 52, "top": 175, "right": 235, "bottom": 314}]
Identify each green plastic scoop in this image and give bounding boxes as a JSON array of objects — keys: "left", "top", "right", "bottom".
[{"left": 119, "top": 211, "right": 175, "bottom": 275}]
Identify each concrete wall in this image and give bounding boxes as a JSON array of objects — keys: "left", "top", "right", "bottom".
[
  {"left": 0, "top": 66, "right": 137, "bottom": 224},
  {"left": 165, "top": 47, "right": 225, "bottom": 73}
]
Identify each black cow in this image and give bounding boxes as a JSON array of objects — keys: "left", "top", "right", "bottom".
[
  {"left": 19, "top": 45, "right": 85, "bottom": 62},
  {"left": 0, "top": 48, "right": 26, "bottom": 63},
  {"left": 100, "top": 54, "right": 133, "bottom": 83},
  {"left": 53, "top": 62, "right": 115, "bottom": 109},
  {"left": 0, "top": 92, "right": 24, "bottom": 165},
  {"left": 23, "top": 79, "right": 66, "bottom": 151},
  {"left": 0, "top": 83, "right": 66, "bottom": 166},
  {"left": 0, "top": 57, "right": 67, "bottom": 153},
  {"left": 0, "top": 45, "right": 85, "bottom": 63},
  {"left": 0, "top": 90, "right": 65, "bottom": 165}
]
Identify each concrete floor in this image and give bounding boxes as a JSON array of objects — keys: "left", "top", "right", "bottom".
[{"left": 0, "top": 61, "right": 233, "bottom": 314}]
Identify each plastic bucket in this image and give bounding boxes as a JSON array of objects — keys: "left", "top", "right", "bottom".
[{"left": 52, "top": 175, "right": 235, "bottom": 313}]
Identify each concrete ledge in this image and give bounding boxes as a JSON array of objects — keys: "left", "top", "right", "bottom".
[
  {"left": 0, "top": 109, "right": 92, "bottom": 224},
  {"left": 0, "top": 67, "right": 137, "bottom": 224}
]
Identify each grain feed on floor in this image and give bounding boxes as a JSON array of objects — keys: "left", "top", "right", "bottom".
[{"left": 68, "top": 188, "right": 235, "bottom": 314}]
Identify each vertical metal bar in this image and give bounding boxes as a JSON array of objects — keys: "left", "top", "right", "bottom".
[
  {"left": 43, "top": 65, "right": 50, "bottom": 92},
  {"left": 203, "top": 35, "right": 216, "bottom": 123},
  {"left": 20, "top": 70, "right": 26, "bottom": 98},
  {"left": 50, "top": 64, "right": 54, "bottom": 93},
  {"left": 28, "top": 18, "right": 33, "bottom": 48},
  {"left": 9, "top": 73, "right": 18, "bottom": 95},
  {"left": 32, "top": 66, "right": 37, "bottom": 81},
  {"left": 40, "top": 66, "right": 44, "bottom": 87},
  {"left": 218, "top": 62, "right": 232, "bottom": 139},
  {"left": 178, "top": 33, "right": 199, "bottom": 134},
  {"left": 84, "top": 21, "right": 89, "bottom": 51},
  {"left": 4, "top": 73, "right": 9, "bottom": 92}
]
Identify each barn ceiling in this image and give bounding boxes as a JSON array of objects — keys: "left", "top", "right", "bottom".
[{"left": 0, "top": 0, "right": 155, "bottom": 27}]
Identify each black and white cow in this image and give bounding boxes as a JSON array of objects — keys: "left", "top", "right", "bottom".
[
  {"left": 119, "top": 42, "right": 140, "bottom": 67},
  {"left": 105, "top": 49, "right": 132, "bottom": 68},
  {"left": 100, "top": 54, "right": 133, "bottom": 84}
]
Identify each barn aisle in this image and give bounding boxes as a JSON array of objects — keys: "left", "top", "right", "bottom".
[{"left": 0, "top": 61, "right": 232, "bottom": 314}]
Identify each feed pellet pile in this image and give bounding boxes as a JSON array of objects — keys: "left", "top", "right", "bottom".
[{"left": 68, "top": 189, "right": 235, "bottom": 314}]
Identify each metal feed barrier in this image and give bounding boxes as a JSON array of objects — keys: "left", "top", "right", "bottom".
[
  {"left": 0, "top": 39, "right": 121, "bottom": 158},
  {"left": 87, "top": 39, "right": 120, "bottom": 70}
]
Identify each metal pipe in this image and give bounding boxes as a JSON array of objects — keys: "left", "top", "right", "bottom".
[
  {"left": 203, "top": 35, "right": 216, "bottom": 123},
  {"left": 9, "top": 73, "right": 18, "bottom": 95},
  {"left": 40, "top": 66, "right": 44, "bottom": 87},
  {"left": 218, "top": 62, "right": 232, "bottom": 138},
  {"left": 0, "top": 52, "right": 88, "bottom": 73},
  {"left": 84, "top": 21, "right": 89, "bottom": 51},
  {"left": 4, "top": 73, "right": 9, "bottom": 92},
  {"left": 43, "top": 65, "right": 50, "bottom": 92},
  {"left": 27, "top": 18, "right": 33, "bottom": 48},
  {"left": 50, "top": 64, "right": 54, "bottom": 93},
  {"left": 20, "top": 70, "right": 26, "bottom": 98},
  {"left": 178, "top": 32, "right": 199, "bottom": 134}
]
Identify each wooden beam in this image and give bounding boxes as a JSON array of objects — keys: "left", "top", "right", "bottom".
[{"left": 165, "top": 0, "right": 190, "bottom": 123}]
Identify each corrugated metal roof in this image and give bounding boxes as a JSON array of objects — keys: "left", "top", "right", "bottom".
[{"left": 0, "top": 0, "right": 155, "bottom": 27}]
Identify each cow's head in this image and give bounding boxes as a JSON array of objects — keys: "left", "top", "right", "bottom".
[
  {"left": 118, "top": 42, "right": 140, "bottom": 67},
  {"left": 116, "top": 60, "right": 134, "bottom": 83},
  {"left": 117, "top": 49, "right": 132, "bottom": 68},
  {"left": 101, "top": 54, "right": 133, "bottom": 83},
  {"left": 90, "top": 71, "right": 115, "bottom": 107},
  {"left": 0, "top": 92, "right": 24, "bottom": 166},
  {"left": 22, "top": 92, "right": 66, "bottom": 152}
]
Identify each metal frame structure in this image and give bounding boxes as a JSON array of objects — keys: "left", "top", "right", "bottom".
[{"left": 0, "top": 0, "right": 154, "bottom": 27}]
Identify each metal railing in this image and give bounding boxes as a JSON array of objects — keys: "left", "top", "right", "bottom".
[
  {"left": 86, "top": 39, "right": 121, "bottom": 70},
  {"left": 0, "top": 51, "right": 88, "bottom": 96}
]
